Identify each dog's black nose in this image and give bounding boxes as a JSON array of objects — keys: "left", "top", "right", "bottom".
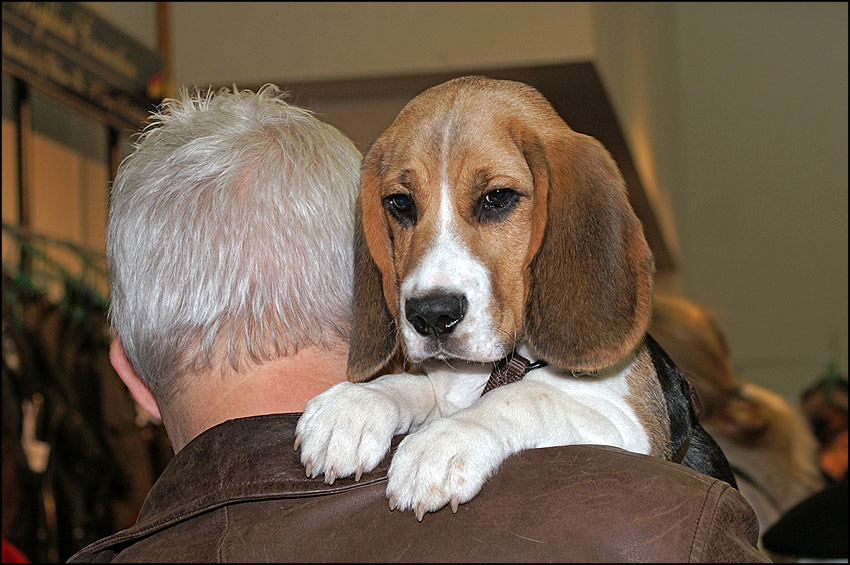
[{"left": 405, "top": 293, "right": 467, "bottom": 338}]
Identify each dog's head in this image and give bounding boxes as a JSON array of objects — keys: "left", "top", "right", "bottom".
[{"left": 349, "top": 76, "right": 654, "bottom": 382}]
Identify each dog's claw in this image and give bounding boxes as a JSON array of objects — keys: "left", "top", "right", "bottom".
[
  {"left": 451, "top": 495, "right": 459, "bottom": 513},
  {"left": 305, "top": 459, "right": 312, "bottom": 478},
  {"left": 355, "top": 464, "right": 364, "bottom": 482},
  {"left": 293, "top": 433, "right": 301, "bottom": 451},
  {"left": 388, "top": 496, "right": 397, "bottom": 511},
  {"left": 415, "top": 503, "right": 426, "bottom": 522},
  {"left": 326, "top": 468, "right": 336, "bottom": 485}
]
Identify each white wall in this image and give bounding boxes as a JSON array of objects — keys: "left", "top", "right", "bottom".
[
  {"left": 676, "top": 3, "right": 847, "bottom": 396},
  {"left": 169, "top": 2, "right": 594, "bottom": 86},
  {"left": 80, "top": 1, "right": 158, "bottom": 50},
  {"left": 594, "top": 2, "right": 848, "bottom": 397}
]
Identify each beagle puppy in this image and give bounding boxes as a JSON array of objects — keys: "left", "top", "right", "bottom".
[{"left": 295, "top": 76, "right": 736, "bottom": 521}]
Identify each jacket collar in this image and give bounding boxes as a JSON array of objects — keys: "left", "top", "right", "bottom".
[{"left": 80, "top": 413, "right": 392, "bottom": 553}]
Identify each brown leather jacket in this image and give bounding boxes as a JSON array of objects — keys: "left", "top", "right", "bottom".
[{"left": 67, "top": 413, "right": 770, "bottom": 563}]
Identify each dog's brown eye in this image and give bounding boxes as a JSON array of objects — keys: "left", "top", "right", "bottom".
[
  {"left": 383, "top": 193, "right": 417, "bottom": 227},
  {"left": 475, "top": 188, "right": 520, "bottom": 223}
]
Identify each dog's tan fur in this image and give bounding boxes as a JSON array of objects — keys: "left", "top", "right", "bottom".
[
  {"left": 350, "top": 76, "right": 654, "bottom": 384},
  {"left": 626, "top": 346, "right": 673, "bottom": 458}
]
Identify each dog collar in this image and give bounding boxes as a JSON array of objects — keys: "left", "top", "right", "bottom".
[{"left": 481, "top": 353, "right": 548, "bottom": 396}]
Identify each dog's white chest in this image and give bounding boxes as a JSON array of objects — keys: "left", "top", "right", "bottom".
[
  {"left": 418, "top": 359, "right": 491, "bottom": 421},
  {"left": 422, "top": 345, "right": 652, "bottom": 455}
]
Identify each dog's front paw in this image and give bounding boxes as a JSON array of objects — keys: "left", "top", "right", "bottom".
[
  {"left": 386, "top": 417, "right": 503, "bottom": 521},
  {"left": 295, "top": 381, "right": 401, "bottom": 484}
]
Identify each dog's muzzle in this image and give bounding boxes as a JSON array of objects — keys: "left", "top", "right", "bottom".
[{"left": 405, "top": 292, "right": 467, "bottom": 338}]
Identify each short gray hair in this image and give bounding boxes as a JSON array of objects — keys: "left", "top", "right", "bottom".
[{"left": 107, "top": 84, "right": 361, "bottom": 399}]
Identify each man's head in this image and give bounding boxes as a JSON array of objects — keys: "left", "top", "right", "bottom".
[{"left": 107, "top": 85, "right": 361, "bottom": 442}]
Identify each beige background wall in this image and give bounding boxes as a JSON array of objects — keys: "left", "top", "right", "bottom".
[
  {"left": 591, "top": 3, "right": 848, "bottom": 396},
  {"left": 169, "top": 2, "right": 595, "bottom": 84},
  {"left": 86, "top": 2, "right": 850, "bottom": 399}
]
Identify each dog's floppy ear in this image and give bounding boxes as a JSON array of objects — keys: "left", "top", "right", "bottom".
[
  {"left": 524, "top": 131, "right": 654, "bottom": 371},
  {"left": 346, "top": 143, "right": 400, "bottom": 382}
]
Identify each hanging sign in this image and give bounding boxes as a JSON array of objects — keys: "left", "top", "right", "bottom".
[{"left": 2, "top": 1, "right": 163, "bottom": 128}]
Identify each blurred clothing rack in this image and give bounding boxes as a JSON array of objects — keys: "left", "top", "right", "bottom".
[
  {"left": 2, "top": 220, "right": 109, "bottom": 314},
  {"left": 2, "top": 220, "right": 107, "bottom": 262}
]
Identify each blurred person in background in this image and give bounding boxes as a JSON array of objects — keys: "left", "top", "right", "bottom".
[
  {"left": 759, "top": 373, "right": 847, "bottom": 562},
  {"left": 650, "top": 294, "right": 825, "bottom": 543},
  {"left": 800, "top": 373, "right": 848, "bottom": 482}
]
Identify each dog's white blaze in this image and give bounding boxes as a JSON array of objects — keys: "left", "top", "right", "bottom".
[{"left": 400, "top": 178, "right": 503, "bottom": 361}]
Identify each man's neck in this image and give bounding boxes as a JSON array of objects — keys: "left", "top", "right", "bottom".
[{"left": 161, "top": 345, "right": 349, "bottom": 452}]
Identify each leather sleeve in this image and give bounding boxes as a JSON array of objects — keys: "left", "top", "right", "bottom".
[
  {"left": 67, "top": 416, "right": 771, "bottom": 563},
  {"left": 692, "top": 479, "right": 770, "bottom": 562}
]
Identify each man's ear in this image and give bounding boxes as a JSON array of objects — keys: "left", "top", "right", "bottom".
[{"left": 110, "top": 337, "right": 162, "bottom": 421}]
